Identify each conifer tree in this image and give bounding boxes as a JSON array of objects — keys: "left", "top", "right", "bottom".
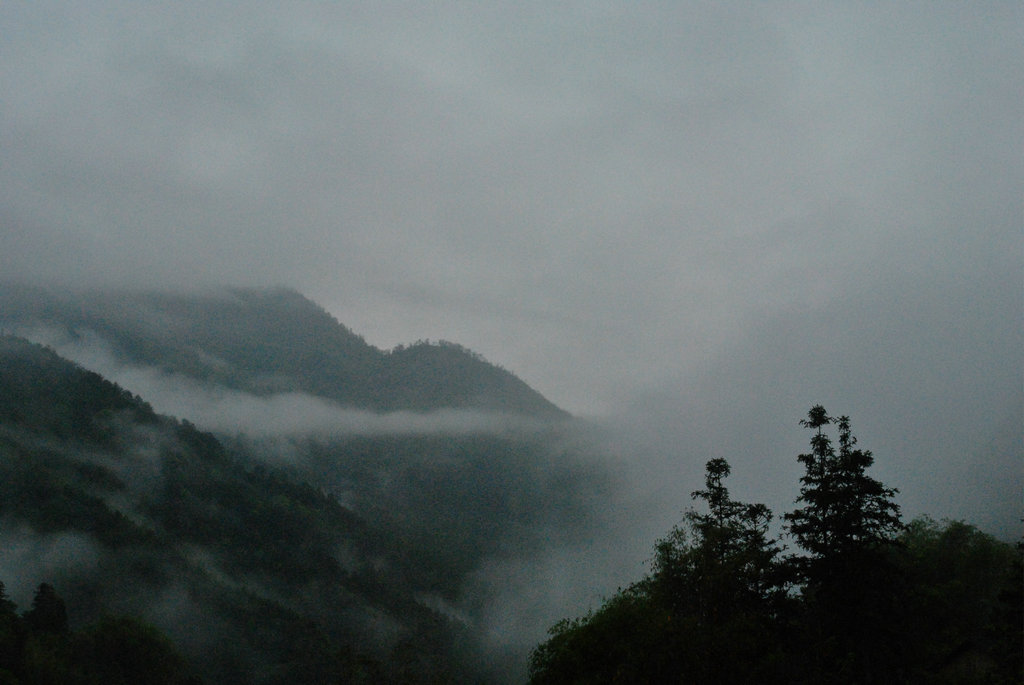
[
  {"left": 786, "top": 407, "right": 902, "bottom": 561},
  {"left": 784, "top": 406, "right": 904, "bottom": 683},
  {"left": 0, "top": 582, "right": 15, "bottom": 617},
  {"left": 660, "top": 458, "right": 784, "bottom": 621},
  {"left": 0, "top": 581, "right": 19, "bottom": 674},
  {"left": 23, "top": 583, "right": 67, "bottom": 635}
]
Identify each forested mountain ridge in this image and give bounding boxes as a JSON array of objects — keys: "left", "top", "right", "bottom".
[
  {"left": 0, "top": 335, "right": 608, "bottom": 683},
  {"left": 0, "top": 284, "right": 568, "bottom": 419},
  {"left": 0, "top": 336, "right": 438, "bottom": 681}
]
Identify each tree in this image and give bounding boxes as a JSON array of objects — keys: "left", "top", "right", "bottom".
[
  {"left": 786, "top": 407, "right": 902, "bottom": 561},
  {"left": 648, "top": 458, "right": 788, "bottom": 683},
  {"left": 0, "top": 582, "right": 20, "bottom": 677},
  {"left": 784, "top": 406, "right": 904, "bottom": 683},
  {"left": 529, "top": 459, "right": 788, "bottom": 684},
  {"left": 650, "top": 459, "right": 785, "bottom": 627},
  {"left": 681, "top": 458, "right": 786, "bottom": 613},
  {"left": 529, "top": 586, "right": 668, "bottom": 684},
  {"left": 23, "top": 584, "right": 67, "bottom": 635},
  {"left": 0, "top": 584, "right": 14, "bottom": 617},
  {"left": 897, "top": 517, "right": 1022, "bottom": 683},
  {"left": 21, "top": 584, "right": 71, "bottom": 685},
  {"left": 72, "top": 616, "right": 188, "bottom": 685},
  {"left": 530, "top": 408, "right": 1017, "bottom": 683}
]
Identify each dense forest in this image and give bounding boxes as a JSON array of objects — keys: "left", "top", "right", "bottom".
[
  {"left": 529, "top": 407, "right": 1022, "bottom": 684},
  {"left": 0, "top": 581, "right": 197, "bottom": 684},
  {"left": 0, "top": 314, "right": 603, "bottom": 683}
]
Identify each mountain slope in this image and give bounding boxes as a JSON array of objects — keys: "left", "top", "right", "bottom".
[
  {"left": 0, "top": 284, "right": 568, "bottom": 419},
  {"left": 0, "top": 336, "right": 480, "bottom": 681},
  {"left": 0, "top": 335, "right": 608, "bottom": 683}
]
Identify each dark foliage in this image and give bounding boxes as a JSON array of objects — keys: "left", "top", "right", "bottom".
[
  {"left": 0, "top": 334, "right": 595, "bottom": 682},
  {"left": 0, "top": 336, "right": 156, "bottom": 444},
  {"left": 783, "top": 407, "right": 906, "bottom": 683},
  {"left": 531, "top": 458, "right": 791, "bottom": 684},
  {"left": 785, "top": 407, "right": 903, "bottom": 565},
  {"left": 896, "top": 517, "right": 1023, "bottom": 684},
  {"left": 0, "top": 583, "right": 196, "bottom": 685},
  {"left": 531, "top": 408, "right": 1021, "bottom": 684},
  {"left": 380, "top": 340, "right": 567, "bottom": 415},
  {"left": 23, "top": 585, "right": 67, "bottom": 636},
  {"left": 283, "top": 432, "right": 610, "bottom": 598}
]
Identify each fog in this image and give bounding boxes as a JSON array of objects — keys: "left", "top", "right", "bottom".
[
  {"left": 0, "top": 527, "right": 101, "bottom": 609},
  {"left": 0, "top": 2, "right": 1020, "bottom": 675},
  {"left": 7, "top": 321, "right": 562, "bottom": 440}
]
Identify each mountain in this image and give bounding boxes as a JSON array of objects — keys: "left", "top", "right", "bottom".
[
  {"left": 0, "top": 284, "right": 568, "bottom": 419},
  {"left": 0, "top": 286, "right": 607, "bottom": 683},
  {"left": 0, "top": 336, "right": 435, "bottom": 680}
]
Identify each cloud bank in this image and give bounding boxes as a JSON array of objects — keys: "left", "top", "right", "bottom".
[{"left": 0, "top": 3, "right": 1018, "bottom": 546}]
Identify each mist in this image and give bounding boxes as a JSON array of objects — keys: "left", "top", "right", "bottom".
[
  {"left": 8, "top": 321, "right": 564, "bottom": 439},
  {"left": 0, "top": 2, "right": 1021, "bottom": 681},
  {"left": 0, "top": 527, "right": 101, "bottom": 609}
]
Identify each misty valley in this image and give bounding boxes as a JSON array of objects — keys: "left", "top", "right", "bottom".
[{"left": 0, "top": 286, "right": 1019, "bottom": 684}]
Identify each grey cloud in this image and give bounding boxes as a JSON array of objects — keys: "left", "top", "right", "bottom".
[{"left": 1, "top": 1, "right": 1019, "bottom": 538}]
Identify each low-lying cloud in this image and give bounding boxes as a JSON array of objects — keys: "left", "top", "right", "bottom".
[{"left": 9, "top": 324, "right": 555, "bottom": 437}]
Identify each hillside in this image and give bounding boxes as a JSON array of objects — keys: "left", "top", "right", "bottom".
[
  {"left": 0, "top": 331, "right": 606, "bottom": 683},
  {"left": 0, "top": 284, "right": 568, "bottom": 419}
]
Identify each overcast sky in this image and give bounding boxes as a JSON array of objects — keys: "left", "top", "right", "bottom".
[{"left": 2, "top": 3, "right": 1021, "bottom": 534}]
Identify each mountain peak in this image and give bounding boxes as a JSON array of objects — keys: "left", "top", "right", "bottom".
[{"left": 0, "top": 284, "right": 569, "bottom": 419}]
